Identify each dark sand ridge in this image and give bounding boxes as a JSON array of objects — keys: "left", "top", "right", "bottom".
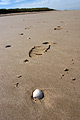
[{"left": 0, "top": 10, "right": 80, "bottom": 120}]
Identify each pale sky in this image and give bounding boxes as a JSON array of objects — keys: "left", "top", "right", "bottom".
[{"left": 0, "top": 0, "right": 80, "bottom": 10}]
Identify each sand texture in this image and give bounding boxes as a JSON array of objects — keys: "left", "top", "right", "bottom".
[{"left": 0, "top": 10, "right": 80, "bottom": 120}]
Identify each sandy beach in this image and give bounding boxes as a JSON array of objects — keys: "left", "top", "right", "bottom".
[{"left": 0, "top": 10, "right": 80, "bottom": 120}]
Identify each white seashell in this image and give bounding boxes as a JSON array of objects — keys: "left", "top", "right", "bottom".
[{"left": 33, "top": 89, "right": 44, "bottom": 99}]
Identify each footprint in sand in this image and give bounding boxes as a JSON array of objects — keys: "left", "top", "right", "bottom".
[
  {"left": 54, "top": 26, "right": 62, "bottom": 30},
  {"left": 19, "top": 33, "right": 24, "bottom": 35},
  {"left": 71, "top": 78, "right": 76, "bottom": 81},
  {"left": 15, "top": 83, "right": 19, "bottom": 87},
  {"left": 5, "top": 45, "right": 11, "bottom": 48},
  {"left": 17, "top": 75, "right": 22, "bottom": 78},
  {"left": 60, "top": 68, "right": 69, "bottom": 79},
  {"left": 29, "top": 42, "right": 51, "bottom": 58},
  {"left": 24, "top": 59, "right": 29, "bottom": 62},
  {"left": 25, "top": 26, "right": 32, "bottom": 30},
  {"left": 42, "top": 42, "right": 50, "bottom": 44},
  {"left": 27, "top": 37, "right": 31, "bottom": 40},
  {"left": 64, "top": 68, "right": 69, "bottom": 71}
]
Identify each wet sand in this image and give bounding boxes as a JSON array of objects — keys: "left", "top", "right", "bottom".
[{"left": 0, "top": 10, "right": 80, "bottom": 120}]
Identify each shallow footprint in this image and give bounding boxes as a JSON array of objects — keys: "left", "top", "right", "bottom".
[
  {"left": 5, "top": 45, "right": 11, "bottom": 48},
  {"left": 29, "top": 45, "right": 50, "bottom": 58},
  {"left": 42, "top": 42, "right": 50, "bottom": 45},
  {"left": 24, "top": 59, "right": 29, "bottom": 62},
  {"left": 54, "top": 26, "right": 62, "bottom": 30}
]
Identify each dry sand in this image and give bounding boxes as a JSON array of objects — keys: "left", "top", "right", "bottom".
[{"left": 0, "top": 10, "right": 80, "bottom": 120}]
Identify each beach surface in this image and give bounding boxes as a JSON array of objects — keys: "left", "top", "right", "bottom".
[{"left": 0, "top": 10, "right": 80, "bottom": 120}]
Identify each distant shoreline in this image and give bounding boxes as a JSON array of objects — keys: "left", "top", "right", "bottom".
[
  {"left": 0, "top": 11, "right": 53, "bottom": 17},
  {"left": 0, "top": 8, "right": 54, "bottom": 15},
  {"left": 0, "top": 9, "right": 79, "bottom": 17},
  {"left": 0, "top": 8, "right": 55, "bottom": 17}
]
